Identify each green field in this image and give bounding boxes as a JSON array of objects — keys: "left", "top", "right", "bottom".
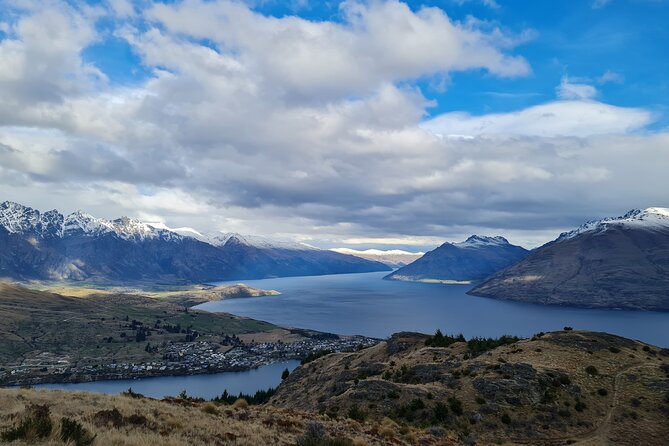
[{"left": 0, "top": 283, "right": 276, "bottom": 369}]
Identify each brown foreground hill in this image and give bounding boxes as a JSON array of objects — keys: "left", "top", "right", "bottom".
[
  {"left": 272, "top": 330, "right": 669, "bottom": 445},
  {"left": 0, "top": 330, "right": 667, "bottom": 445}
]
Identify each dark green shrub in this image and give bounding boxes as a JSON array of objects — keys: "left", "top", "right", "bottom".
[
  {"left": 433, "top": 402, "right": 449, "bottom": 422},
  {"left": 60, "top": 417, "right": 95, "bottom": 446},
  {"left": 347, "top": 405, "right": 367, "bottom": 422},
  {"left": 608, "top": 346, "right": 621, "bottom": 353},
  {"left": 585, "top": 366, "right": 598, "bottom": 376},
  {"left": 597, "top": 388, "right": 608, "bottom": 396},
  {"left": 1, "top": 404, "right": 53, "bottom": 442},
  {"left": 425, "top": 330, "right": 465, "bottom": 347},
  {"left": 475, "top": 396, "right": 486, "bottom": 405},
  {"left": 448, "top": 397, "right": 463, "bottom": 416},
  {"left": 500, "top": 413, "right": 511, "bottom": 424},
  {"left": 574, "top": 401, "right": 587, "bottom": 412},
  {"left": 409, "top": 398, "right": 425, "bottom": 411}
]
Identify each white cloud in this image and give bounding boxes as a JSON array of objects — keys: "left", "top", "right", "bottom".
[
  {"left": 422, "top": 100, "right": 653, "bottom": 137},
  {"left": 556, "top": 75, "right": 598, "bottom": 100},
  {"left": 598, "top": 70, "right": 625, "bottom": 84},
  {"left": 0, "top": 0, "right": 667, "bottom": 249},
  {"left": 591, "top": 0, "right": 612, "bottom": 9}
]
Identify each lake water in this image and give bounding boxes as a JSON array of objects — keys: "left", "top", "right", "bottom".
[
  {"left": 35, "top": 360, "right": 300, "bottom": 400},
  {"left": 199, "top": 271, "right": 669, "bottom": 347}
]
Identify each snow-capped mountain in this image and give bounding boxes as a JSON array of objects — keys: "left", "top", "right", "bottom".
[
  {"left": 330, "top": 248, "right": 424, "bottom": 268},
  {"left": 385, "top": 235, "right": 528, "bottom": 283},
  {"left": 470, "top": 207, "right": 669, "bottom": 311},
  {"left": 0, "top": 201, "right": 388, "bottom": 283},
  {"left": 556, "top": 207, "right": 669, "bottom": 242}
]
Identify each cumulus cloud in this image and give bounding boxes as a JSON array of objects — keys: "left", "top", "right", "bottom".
[{"left": 0, "top": 0, "right": 666, "bottom": 249}]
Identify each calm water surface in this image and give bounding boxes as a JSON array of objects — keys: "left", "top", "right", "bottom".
[
  {"left": 199, "top": 272, "right": 669, "bottom": 347},
  {"left": 35, "top": 360, "right": 300, "bottom": 400}
]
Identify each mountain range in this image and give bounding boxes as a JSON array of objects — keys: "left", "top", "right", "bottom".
[
  {"left": 0, "top": 201, "right": 389, "bottom": 283},
  {"left": 384, "top": 235, "right": 529, "bottom": 283},
  {"left": 329, "top": 248, "right": 424, "bottom": 268},
  {"left": 470, "top": 208, "right": 669, "bottom": 311}
]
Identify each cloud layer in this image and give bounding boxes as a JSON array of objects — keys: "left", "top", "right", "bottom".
[{"left": 0, "top": 0, "right": 666, "bottom": 249}]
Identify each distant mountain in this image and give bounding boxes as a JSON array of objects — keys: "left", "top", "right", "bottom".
[
  {"left": 0, "top": 201, "right": 389, "bottom": 283},
  {"left": 330, "top": 248, "right": 424, "bottom": 268},
  {"left": 384, "top": 235, "right": 529, "bottom": 283},
  {"left": 470, "top": 208, "right": 669, "bottom": 311}
]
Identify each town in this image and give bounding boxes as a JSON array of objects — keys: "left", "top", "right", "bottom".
[{"left": 0, "top": 335, "right": 380, "bottom": 386}]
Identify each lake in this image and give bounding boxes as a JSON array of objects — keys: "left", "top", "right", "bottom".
[
  {"left": 199, "top": 271, "right": 669, "bottom": 347},
  {"left": 35, "top": 360, "right": 300, "bottom": 400}
]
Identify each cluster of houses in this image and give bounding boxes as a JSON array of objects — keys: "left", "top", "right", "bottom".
[{"left": 0, "top": 335, "right": 379, "bottom": 386}]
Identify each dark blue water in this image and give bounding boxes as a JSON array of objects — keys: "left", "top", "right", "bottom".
[
  {"left": 199, "top": 272, "right": 669, "bottom": 347},
  {"left": 35, "top": 360, "right": 300, "bottom": 400}
]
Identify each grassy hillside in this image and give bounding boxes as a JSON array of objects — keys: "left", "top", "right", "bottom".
[
  {"left": 0, "top": 283, "right": 276, "bottom": 381},
  {"left": 0, "top": 388, "right": 398, "bottom": 446},
  {"left": 272, "top": 330, "right": 669, "bottom": 445}
]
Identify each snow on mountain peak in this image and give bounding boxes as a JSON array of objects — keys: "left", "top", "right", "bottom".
[
  {"left": 556, "top": 207, "right": 669, "bottom": 242},
  {"left": 455, "top": 235, "right": 510, "bottom": 248}
]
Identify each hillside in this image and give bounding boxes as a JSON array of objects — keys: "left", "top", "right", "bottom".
[
  {"left": 470, "top": 208, "right": 669, "bottom": 311},
  {"left": 0, "top": 388, "right": 401, "bottom": 446},
  {"left": 385, "top": 236, "right": 528, "bottom": 283},
  {"left": 272, "top": 330, "right": 669, "bottom": 445},
  {"left": 0, "top": 201, "right": 389, "bottom": 284},
  {"left": 330, "top": 248, "right": 424, "bottom": 268}
]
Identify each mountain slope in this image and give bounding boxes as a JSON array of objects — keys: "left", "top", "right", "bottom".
[
  {"left": 330, "top": 248, "right": 424, "bottom": 268},
  {"left": 470, "top": 208, "right": 669, "bottom": 311},
  {"left": 271, "top": 330, "right": 669, "bottom": 445},
  {"left": 0, "top": 201, "right": 389, "bottom": 283},
  {"left": 384, "top": 235, "right": 528, "bottom": 283}
]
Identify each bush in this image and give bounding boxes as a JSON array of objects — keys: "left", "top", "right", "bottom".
[
  {"left": 347, "top": 405, "right": 367, "bottom": 422},
  {"left": 233, "top": 398, "right": 249, "bottom": 409},
  {"left": 1, "top": 404, "right": 53, "bottom": 442},
  {"left": 608, "top": 346, "right": 621, "bottom": 353},
  {"left": 597, "top": 388, "right": 608, "bottom": 396},
  {"left": 500, "top": 413, "right": 511, "bottom": 425},
  {"left": 585, "top": 366, "right": 598, "bottom": 376},
  {"left": 60, "top": 417, "right": 96, "bottom": 446},
  {"left": 296, "top": 421, "right": 354, "bottom": 446},
  {"left": 574, "top": 401, "right": 587, "bottom": 412},
  {"left": 302, "top": 350, "right": 334, "bottom": 364},
  {"left": 281, "top": 368, "right": 290, "bottom": 380},
  {"left": 475, "top": 396, "right": 486, "bottom": 405},
  {"left": 433, "top": 402, "right": 449, "bottom": 422},
  {"left": 467, "top": 335, "right": 522, "bottom": 356},
  {"left": 121, "top": 387, "right": 144, "bottom": 399},
  {"left": 202, "top": 403, "right": 218, "bottom": 415},
  {"left": 448, "top": 397, "right": 463, "bottom": 416},
  {"left": 425, "top": 330, "right": 465, "bottom": 347}
]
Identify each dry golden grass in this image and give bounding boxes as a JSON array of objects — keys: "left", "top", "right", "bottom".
[{"left": 0, "top": 388, "right": 412, "bottom": 446}]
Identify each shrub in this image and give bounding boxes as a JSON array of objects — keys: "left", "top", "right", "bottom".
[
  {"left": 202, "top": 403, "right": 218, "bottom": 415},
  {"left": 347, "top": 405, "right": 367, "bottom": 422},
  {"left": 467, "top": 335, "right": 522, "bottom": 356},
  {"left": 475, "top": 396, "right": 486, "bottom": 405},
  {"left": 1, "top": 404, "right": 53, "bottom": 442},
  {"left": 302, "top": 350, "right": 334, "bottom": 364},
  {"left": 574, "top": 401, "right": 587, "bottom": 412},
  {"left": 585, "top": 366, "right": 598, "bottom": 376},
  {"left": 60, "top": 417, "right": 95, "bottom": 446},
  {"left": 642, "top": 345, "right": 651, "bottom": 352},
  {"left": 425, "top": 330, "right": 465, "bottom": 348},
  {"left": 233, "top": 398, "right": 249, "bottom": 409},
  {"left": 597, "top": 388, "right": 608, "bottom": 396},
  {"left": 282, "top": 368, "right": 290, "bottom": 380},
  {"left": 608, "top": 346, "right": 621, "bottom": 353},
  {"left": 433, "top": 402, "right": 449, "bottom": 422},
  {"left": 409, "top": 398, "right": 425, "bottom": 411},
  {"left": 297, "top": 421, "right": 354, "bottom": 446},
  {"left": 448, "top": 397, "right": 463, "bottom": 416},
  {"left": 500, "top": 413, "right": 511, "bottom": 425},
  {"left": 121, "top": 387, "right": 144, "bottom": 399},
  {"left": 564, "top": 326, "right": 573, "bottom": 331}
]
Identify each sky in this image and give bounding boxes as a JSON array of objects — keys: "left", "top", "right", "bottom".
[{"left": 0, "top": 0, "right": 668, "bottom": 251}]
